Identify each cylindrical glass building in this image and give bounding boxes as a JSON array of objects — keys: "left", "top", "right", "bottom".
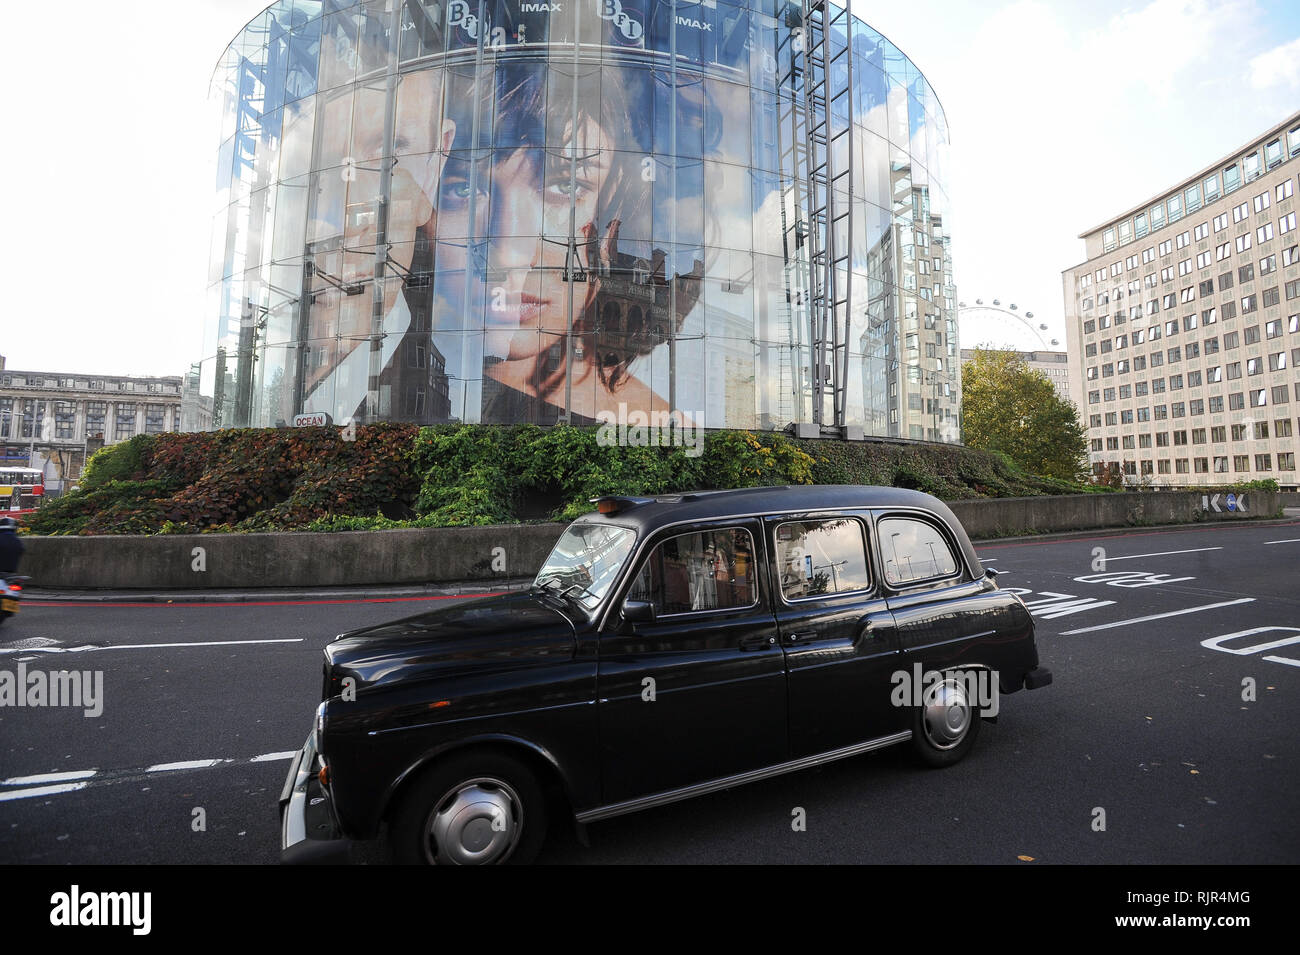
[{"left": 202, "top": 0, "right": 959, "bottom": 440}]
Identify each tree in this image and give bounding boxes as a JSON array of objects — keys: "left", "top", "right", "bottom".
[{"left": 960, "top": 348, "right": 1088, "bottom": 483}]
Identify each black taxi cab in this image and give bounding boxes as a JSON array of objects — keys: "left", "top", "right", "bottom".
[{"left": 281, "top": 485, "right": 1051, "bottom": 864}]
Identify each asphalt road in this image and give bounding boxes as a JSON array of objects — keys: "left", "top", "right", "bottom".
[{"left": 2, "top": 518, "right": 1298, "bottom": 865}]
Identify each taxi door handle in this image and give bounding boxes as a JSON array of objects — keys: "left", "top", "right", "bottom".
[{"left": 739, "top": 634, "right": 776, "bottom": 651}]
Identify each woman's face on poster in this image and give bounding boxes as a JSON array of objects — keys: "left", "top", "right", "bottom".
[{"left": 434, "top": 114, "right": 612, "bottom": 360}]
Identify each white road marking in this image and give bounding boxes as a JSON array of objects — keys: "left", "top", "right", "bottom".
[
  {"left": 2, "top": 770, "right": 97, "bottom": 786},
  {"left": 0, "top": 782, "right": 88, "bottom": 802},
  {"left": 979, "top": 558, "right": 998, "bottom": 562},
  {"left": 0, "top": 638, "right": 304, "bottom": 656},
  {"left": 146, "top": 759, "right": 223, "bottom": 772},
  {"left": 1102, "top": 547, "right": 1222, "bottom": 562},
  {"left": 1060, "top": 598, "right": 1256, "bottom": 635},
  {"left": 1264, "top": 539, "right": 1300, "bottom": 545},
  {"left": 0, "top": 751, "right": 301, "bottom": 802}
]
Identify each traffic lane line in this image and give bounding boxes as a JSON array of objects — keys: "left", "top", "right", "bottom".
[
  {"left": 1059, "top": 598, "right": 1256, "bottom": 635},
  {"left": 0, "top": 782, "right": 88, "bottom": 802},
  {"left": 0, "top": 638, "right": 306, "bottom": 655},
  {"left": 1098, "top": 547, "right": 1222, "bottom": 561},
  {"left": 0, "top": 752, "right": 298, "bottom": 802},
  {"left": 2, "top": 770, "right": 97, "bottom": 786},
  {"left": 1264, "top": 538, "right": 1300, "bottom": 545},
  {"left": 23, "top": 592, "right": 504, "bottom": 609}
]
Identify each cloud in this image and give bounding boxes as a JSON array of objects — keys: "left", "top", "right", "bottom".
[{"left": 1248, "top": 35, "right": 1300, "bottom": 89}]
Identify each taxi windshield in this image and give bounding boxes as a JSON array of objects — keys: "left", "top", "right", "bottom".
[{"left": 534, "top": 523, "right": 637, "bottom": 613}]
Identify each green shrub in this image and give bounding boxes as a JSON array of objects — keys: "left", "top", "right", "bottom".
[{"left": 79, "top": 435, "right": 155, "bottom": 489}]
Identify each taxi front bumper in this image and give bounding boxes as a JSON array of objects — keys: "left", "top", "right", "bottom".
[{"left": 279, "top": 731, "right": 351, "bottom": 864}]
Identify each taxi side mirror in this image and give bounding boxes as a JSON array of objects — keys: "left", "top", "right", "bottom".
[{"left": 622, "top": 600, "right": 657, "bottom": 625}]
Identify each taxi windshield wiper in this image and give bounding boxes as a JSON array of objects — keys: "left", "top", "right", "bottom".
[{"left": 533, "top": 575, "right": 579, "bottom": 610}]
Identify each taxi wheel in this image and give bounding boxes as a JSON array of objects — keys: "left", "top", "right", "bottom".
[
  {"left": 911, "top": 673, "right": 981, "bottom": 768},
  {"left": 389, "top": 752, "right": 547, "bottom": 865}
]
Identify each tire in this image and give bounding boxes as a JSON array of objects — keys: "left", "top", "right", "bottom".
[
  {"left": 388, "top": 751, "right": 548, "bottom": 865},
  {"left": 911, "top": 671, "right": 982, "bottom": 768}
]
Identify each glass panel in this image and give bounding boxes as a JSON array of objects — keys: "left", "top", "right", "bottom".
[
  {"left": 879, "top": 516, "right": 958, "bottom": 584},
  {"left": 629, "top": 528, "right": 757, "bottom": 614},
  {"left": 775, "top": 519, "right": 871, "bottom": 599}
]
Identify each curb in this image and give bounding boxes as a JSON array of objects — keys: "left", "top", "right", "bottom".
[{"left": 23, "top": 577, "right": 536, "bottom": 604}]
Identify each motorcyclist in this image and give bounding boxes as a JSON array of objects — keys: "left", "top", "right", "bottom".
[{"left": 0, "top": 517, "right": 23, "bottom": 578}]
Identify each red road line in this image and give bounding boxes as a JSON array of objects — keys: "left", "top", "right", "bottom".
[
  {"left": 23, "top": 592, "right": 504, "bottom": 609},
  {"left": 976, "top": 519, "right": 1300, "bottom": 551}
]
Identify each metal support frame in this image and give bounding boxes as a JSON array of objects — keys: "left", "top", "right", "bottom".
[
  {"left": 797, "top": 0, "right": 853, "bottom": 432},
  {"left": 776, "top": 0, "right": 855, "bottom": 434}
]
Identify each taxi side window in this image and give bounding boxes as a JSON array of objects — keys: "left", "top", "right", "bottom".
[
  {"left": 878, "top": 516, "right": 959, "bottom": 586},
  {"left": 774, "top": 519, "right": 870, "bottom": 600},
  {"left": 628, "top": 528, "right": 756, "bottom": 615}
]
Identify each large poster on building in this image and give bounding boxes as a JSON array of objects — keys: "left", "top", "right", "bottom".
[{"left": 208, "top": 0, "right": 961, "bottom": 439}]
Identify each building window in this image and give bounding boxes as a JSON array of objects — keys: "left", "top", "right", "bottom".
[
  {"left": 85, "top": 401, "right": 106, "bottom": 437},
  {"left": 1243, "top": 151, "right": 1262, "bottom": 182},
  {"left": 54, "top": 401, "right": 76, "bottom": 439},
  {"left": 1224, "top": 163, "right": 1242, "bottom": 193},
  {"left": 115, "top": 403, "right": 136, "bottom": 441},
  {"left": 144, "top": 405, "right": 166, "bottom": 435}
]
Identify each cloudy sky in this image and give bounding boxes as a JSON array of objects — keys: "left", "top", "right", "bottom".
[{"left": 1, "top": 0, "right": 1298, "bottom": 376}]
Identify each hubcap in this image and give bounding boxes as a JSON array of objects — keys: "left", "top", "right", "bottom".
[
  {"left": 922, "top": 678, "right": 971, "bottom": 749},
  {"left": 425, "top": 777, "right": 522, "bottom": 865}
]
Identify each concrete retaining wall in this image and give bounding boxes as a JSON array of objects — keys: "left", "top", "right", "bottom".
[
  {"left": 949, "top": 489, "right": 1277, "bottom": 539},
  {"left": 20, "top": 489, "right": 1280, "bottom": 591}
]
